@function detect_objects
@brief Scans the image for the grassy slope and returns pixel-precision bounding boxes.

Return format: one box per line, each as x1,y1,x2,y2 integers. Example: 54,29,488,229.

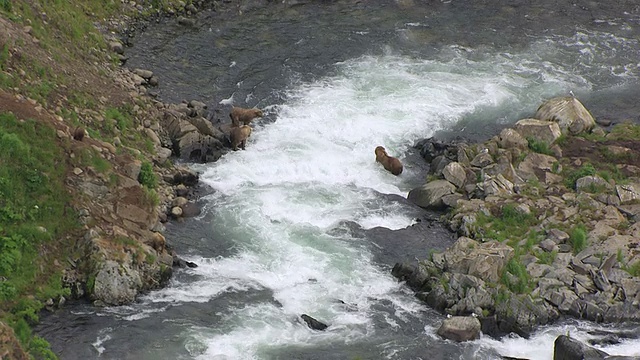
0,0,190,357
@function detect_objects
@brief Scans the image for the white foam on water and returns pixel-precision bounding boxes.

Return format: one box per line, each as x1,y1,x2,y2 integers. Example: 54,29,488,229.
118,29,640,359
192,48,585,357
92,327,113,355
477,322,640,360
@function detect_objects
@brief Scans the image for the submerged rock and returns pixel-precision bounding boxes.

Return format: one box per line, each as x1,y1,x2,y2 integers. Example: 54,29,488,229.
301,314,328,331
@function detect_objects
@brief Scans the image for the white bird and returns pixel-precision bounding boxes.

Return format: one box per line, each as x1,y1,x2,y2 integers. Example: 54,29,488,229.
569,90,575,97
219,93,235,106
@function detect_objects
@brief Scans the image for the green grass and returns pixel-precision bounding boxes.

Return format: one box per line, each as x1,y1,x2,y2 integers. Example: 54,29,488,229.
476,203,539,242
76,148,111,174
501,257,532,294
139,161,157,189
0,0,12,12
625,261,640,277
564,163,597,190
0,112,79,358
536,250,557,265
607,121,640,141
569,224,588,254
527,137,554,155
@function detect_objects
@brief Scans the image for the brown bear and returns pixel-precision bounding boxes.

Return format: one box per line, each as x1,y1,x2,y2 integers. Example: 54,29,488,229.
375,146,403,176
230,107,263,127
230,125,252,150
73,126,85,141
147,232,166,253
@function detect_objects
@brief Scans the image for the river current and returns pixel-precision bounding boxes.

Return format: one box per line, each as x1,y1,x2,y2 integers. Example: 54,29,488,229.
37,1,640,359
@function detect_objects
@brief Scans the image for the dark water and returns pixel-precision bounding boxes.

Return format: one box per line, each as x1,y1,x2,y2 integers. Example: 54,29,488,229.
36,1,640,359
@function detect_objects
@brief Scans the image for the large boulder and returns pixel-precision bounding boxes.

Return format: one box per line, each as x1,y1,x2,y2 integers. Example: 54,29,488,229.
407,180,456,209
517,152,560,181
496,294,558,336
443,162,467,189
575,175,614,193
436,316,481,342
514,118,562,144
535,96,596,135
616,183,640,204
483,173,514,196
553,335,609,360
92,259,142,305
498,127,528,149
163,109,225,162
442,237,514,283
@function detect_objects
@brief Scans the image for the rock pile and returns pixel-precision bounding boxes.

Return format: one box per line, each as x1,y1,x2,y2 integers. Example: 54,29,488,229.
395,96,640,337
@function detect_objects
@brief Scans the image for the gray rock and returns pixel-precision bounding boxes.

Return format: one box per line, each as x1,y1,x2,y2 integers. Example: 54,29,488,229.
553,335,609,360
540,239,559,252
616,183,640,204
144,128,162,146
470,151,494,168
517,152,559,181
443,237,514,283
430,155,452,177
547,229,570,244
109,41,124,54
171,206,183,217
483,173,514,196
443,162,467,189
133,68,153,79
442,193,464,208
570,259,592,276
495,295,557,337
407,180,456,209
122,159,142,181
155,147,173,164
301,314,328,331
92,260,142,305
498,128,528,149
535,96,596,135
576,175,613,193
436,316,481,342
514,118,562,144
569,299,606,322
177,16,196,26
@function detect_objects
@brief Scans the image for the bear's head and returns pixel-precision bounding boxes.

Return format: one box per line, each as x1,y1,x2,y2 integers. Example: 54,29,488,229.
375,146,387,158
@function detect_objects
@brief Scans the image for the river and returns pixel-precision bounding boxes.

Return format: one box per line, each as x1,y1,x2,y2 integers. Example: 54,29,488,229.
37,1,640,359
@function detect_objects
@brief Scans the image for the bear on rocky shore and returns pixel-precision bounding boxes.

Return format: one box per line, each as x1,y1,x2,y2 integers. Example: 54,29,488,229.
73,126,85,141
230,125,252,150
230,107,263,127
375,146,403,176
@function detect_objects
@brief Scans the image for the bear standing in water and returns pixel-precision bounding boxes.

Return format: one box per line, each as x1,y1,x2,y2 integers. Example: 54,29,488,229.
230,125,252,150
230,107,263,127
375,146,403,176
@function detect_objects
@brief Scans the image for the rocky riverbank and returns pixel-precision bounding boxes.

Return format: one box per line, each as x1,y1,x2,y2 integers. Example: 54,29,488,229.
392,96,640,354
0,1,257,356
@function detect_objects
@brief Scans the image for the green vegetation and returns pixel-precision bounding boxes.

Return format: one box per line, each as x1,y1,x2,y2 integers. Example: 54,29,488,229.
0,0,12,12
536,249,557,265
75,147,111,174
564,163,597,190
577,131,607,142
607,121,640,141
527,137,554,156
501,257,532,294
625,261,640,277
476,203,539,243
139,161,158,189
0,112,78,357
569,224,588,254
